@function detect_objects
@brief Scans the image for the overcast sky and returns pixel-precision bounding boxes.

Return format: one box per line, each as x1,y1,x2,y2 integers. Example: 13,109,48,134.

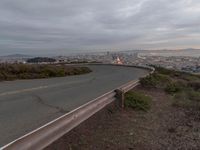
0,0,200,55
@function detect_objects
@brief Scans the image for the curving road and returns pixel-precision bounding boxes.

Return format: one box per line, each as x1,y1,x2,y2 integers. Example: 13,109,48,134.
0,65,149,146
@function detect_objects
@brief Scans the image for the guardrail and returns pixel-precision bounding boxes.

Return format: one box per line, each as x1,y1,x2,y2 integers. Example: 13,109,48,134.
2,64,154,150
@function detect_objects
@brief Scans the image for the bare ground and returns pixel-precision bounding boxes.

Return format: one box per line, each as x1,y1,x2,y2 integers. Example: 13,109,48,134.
45,86,200,150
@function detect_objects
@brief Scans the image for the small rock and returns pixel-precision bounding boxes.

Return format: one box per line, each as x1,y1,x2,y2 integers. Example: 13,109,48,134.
168,127,176,133
129,132,134,136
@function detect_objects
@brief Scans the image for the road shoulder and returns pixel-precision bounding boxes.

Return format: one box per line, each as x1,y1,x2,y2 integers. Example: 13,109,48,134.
45,85,200,150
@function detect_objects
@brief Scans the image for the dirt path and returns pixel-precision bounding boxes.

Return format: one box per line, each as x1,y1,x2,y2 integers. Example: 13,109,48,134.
46,86,200,150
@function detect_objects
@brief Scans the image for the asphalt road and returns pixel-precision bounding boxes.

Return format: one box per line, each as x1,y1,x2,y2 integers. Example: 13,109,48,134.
0,65,149,146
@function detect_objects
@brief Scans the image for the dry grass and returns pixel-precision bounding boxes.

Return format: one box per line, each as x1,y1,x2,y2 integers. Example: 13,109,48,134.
0,63,92,81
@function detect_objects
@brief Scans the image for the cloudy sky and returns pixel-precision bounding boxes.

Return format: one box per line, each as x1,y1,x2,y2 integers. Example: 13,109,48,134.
0,0,200,55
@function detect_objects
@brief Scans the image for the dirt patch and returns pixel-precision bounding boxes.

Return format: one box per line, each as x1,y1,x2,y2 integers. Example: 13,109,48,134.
45,86,200,150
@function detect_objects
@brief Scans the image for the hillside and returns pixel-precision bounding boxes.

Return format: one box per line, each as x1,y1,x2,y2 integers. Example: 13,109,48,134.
46,67,200,150
27,57,56,63
0,64,92,81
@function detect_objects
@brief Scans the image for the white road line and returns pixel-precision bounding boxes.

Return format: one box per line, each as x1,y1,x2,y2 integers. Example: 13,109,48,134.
0,86,49,97
0,78,94,97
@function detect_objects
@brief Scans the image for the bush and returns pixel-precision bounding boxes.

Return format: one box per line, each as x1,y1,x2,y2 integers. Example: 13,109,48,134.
180,74,200,81
188,90,200,102
125,91,151,111
142,66,200,110
155,66,200,81
140,73,171,88
27,57,56,63
0,72,5,81
140,74,158,88
155,66,176,75
165,82,182,94
173,91,200,109
0,64,92,81
188,81,200,91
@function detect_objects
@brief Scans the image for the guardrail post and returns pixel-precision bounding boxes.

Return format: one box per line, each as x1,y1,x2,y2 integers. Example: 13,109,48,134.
115,89,125,109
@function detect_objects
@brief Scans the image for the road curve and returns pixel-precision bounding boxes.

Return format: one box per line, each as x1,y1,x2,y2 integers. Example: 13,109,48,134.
0,65,149,146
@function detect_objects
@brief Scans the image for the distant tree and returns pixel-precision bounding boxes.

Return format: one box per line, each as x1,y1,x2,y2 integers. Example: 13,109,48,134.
27,57,56,63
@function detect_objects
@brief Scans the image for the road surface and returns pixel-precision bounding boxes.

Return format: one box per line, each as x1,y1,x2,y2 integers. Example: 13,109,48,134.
0,65,149,146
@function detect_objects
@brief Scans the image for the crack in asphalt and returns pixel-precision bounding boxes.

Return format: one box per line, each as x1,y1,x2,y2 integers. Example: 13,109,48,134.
33,95,69,114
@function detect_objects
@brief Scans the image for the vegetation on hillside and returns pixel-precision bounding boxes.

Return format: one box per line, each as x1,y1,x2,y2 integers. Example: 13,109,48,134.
140,66,200,109
27,57,56,63
125,91,152,111
0,63,92,81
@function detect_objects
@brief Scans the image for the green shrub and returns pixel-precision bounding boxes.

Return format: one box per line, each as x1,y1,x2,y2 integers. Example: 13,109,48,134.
188,90,200,102
143,66,200,110
180,74,200,81
0,64,92,81
165,82,182,94
155,66,200,81
140,73,171,88
188,81,200,90
57,69,65,76
173,98,193,109
173,92,200,109
155,66,176,75
140,74,158,88
125,91,151,111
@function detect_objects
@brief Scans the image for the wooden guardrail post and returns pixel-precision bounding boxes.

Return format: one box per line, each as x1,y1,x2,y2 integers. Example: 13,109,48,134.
115,89,125,109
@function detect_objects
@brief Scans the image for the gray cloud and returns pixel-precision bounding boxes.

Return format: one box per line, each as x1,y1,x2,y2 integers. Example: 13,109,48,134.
0,0,200,55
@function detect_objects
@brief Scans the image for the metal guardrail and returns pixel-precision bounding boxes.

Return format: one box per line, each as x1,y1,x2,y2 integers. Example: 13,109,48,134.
2,64,154,150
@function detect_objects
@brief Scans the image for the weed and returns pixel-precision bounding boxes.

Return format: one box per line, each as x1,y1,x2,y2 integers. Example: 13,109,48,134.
165,82,182,94
0,64,92,81
125,91,151,111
